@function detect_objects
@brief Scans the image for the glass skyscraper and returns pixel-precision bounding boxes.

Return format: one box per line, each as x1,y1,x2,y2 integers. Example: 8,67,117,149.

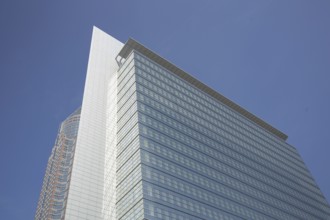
35,108,81,220
36,27,330,220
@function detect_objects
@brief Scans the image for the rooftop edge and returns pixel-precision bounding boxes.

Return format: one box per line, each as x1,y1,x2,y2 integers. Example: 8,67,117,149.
117,38,288,141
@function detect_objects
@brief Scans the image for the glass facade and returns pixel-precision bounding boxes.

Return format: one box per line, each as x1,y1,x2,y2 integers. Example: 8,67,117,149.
114,51,329,220
35,108,81,220
36,27,330,220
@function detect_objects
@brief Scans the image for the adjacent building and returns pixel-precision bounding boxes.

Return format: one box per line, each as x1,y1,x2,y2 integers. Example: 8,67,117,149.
36,27,330,220
35,108,81,219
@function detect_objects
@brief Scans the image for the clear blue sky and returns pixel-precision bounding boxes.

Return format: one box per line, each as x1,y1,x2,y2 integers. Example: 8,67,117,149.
0,1,329,219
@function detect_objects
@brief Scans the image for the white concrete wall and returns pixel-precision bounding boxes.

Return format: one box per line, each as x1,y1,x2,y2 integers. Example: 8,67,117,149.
65,27,123,220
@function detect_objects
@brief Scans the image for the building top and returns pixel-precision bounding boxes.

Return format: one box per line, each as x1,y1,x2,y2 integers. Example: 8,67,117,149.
117,38,288,141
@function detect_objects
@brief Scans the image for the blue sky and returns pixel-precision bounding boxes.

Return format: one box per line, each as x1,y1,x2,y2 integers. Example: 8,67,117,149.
0,0,329,219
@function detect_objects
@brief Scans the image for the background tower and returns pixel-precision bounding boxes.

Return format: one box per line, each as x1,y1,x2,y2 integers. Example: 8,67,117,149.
35,108,81,219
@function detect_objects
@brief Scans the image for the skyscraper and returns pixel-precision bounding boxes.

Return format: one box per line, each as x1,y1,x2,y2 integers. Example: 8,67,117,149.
36,27,330,220
35,108,81,220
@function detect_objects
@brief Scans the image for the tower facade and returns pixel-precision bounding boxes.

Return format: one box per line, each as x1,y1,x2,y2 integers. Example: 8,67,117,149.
36,27,330,220
35,108,81,220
